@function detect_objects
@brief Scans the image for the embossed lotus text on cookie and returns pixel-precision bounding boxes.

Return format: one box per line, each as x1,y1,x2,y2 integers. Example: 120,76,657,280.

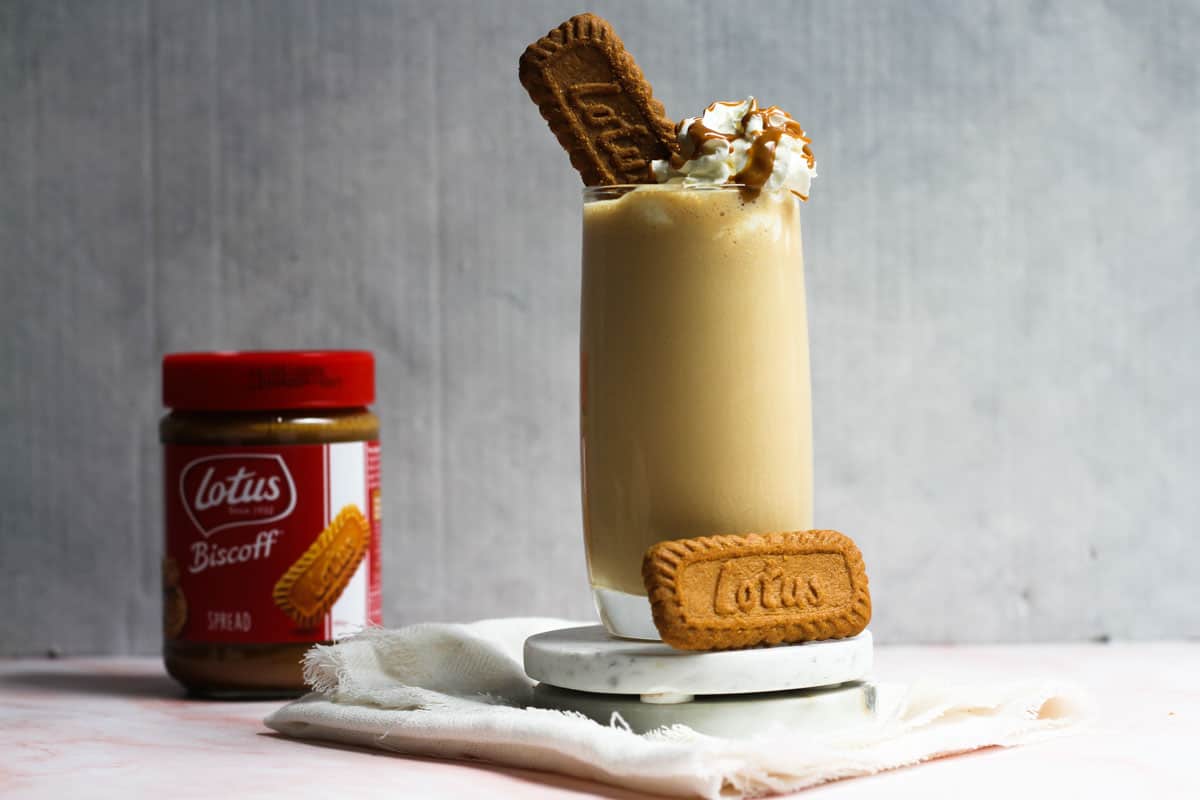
519,13,676,186
273,504,369,629
642,530,872,650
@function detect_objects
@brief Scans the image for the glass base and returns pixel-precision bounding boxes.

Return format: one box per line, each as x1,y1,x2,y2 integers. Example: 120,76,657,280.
592,587,662,640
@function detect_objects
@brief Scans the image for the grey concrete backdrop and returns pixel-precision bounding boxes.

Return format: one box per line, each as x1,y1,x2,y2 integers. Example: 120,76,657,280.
1,1,1197,656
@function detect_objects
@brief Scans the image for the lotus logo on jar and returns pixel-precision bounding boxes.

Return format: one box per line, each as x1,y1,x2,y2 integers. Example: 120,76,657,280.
179,454,298,538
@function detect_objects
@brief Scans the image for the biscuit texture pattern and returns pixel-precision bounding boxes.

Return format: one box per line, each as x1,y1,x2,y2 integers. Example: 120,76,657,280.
273,504,369,628
519,13,676,186
642,530,872,650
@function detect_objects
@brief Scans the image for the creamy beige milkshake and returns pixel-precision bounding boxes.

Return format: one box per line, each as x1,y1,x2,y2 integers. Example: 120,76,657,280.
582,182,814,636
517,9,833,643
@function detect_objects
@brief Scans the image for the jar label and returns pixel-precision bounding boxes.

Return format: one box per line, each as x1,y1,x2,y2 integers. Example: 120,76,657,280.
163,442,382,643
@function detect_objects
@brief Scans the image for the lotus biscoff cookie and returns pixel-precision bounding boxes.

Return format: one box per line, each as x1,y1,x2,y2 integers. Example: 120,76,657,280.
519,13,676,186
642,530,871,650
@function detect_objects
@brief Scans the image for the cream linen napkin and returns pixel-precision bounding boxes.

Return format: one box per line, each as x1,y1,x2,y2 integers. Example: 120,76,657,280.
263,619,1089,799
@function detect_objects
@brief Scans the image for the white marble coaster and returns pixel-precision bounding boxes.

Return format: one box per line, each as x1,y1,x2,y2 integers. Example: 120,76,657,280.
528,681,876,737
524,625,873,699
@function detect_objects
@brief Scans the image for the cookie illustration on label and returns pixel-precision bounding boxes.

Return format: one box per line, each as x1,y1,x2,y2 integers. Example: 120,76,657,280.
642,530,871,650
162,556,188,639
163,555,181,589
273,504,369,628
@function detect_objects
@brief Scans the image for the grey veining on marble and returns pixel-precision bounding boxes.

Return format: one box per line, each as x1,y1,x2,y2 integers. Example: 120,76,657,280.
1,1,1198,656
529,681,877,738
525,626,873,695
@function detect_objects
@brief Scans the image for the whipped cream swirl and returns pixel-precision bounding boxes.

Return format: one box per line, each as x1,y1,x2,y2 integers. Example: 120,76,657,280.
650,97,816,198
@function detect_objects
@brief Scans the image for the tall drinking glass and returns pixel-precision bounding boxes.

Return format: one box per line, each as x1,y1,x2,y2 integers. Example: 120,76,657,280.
581,184,814,639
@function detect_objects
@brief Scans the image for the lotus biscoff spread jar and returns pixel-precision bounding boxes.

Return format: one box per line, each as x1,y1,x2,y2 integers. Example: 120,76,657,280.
160,350,381,697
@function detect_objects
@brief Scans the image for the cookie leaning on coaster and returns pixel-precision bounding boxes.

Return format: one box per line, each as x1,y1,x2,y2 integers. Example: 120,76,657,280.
519,13,677,186
642,530,872,651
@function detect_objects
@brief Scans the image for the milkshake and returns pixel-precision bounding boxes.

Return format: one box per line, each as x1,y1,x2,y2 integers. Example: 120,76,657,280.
581,99,819,638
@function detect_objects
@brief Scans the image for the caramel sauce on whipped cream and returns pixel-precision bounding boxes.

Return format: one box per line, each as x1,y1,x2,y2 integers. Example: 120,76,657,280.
653,97,816,199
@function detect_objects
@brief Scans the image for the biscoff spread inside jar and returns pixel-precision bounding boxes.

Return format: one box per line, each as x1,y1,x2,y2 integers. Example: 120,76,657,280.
161,351,381,697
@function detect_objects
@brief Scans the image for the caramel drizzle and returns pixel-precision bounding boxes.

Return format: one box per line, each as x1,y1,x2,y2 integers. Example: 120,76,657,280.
671,98,815,199
669,118,737,168
732,127,787,195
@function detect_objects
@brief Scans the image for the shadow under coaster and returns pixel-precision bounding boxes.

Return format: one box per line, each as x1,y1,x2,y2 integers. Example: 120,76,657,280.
523,625,876,737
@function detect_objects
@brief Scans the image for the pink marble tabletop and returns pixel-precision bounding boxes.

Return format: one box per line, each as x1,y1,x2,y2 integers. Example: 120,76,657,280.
1,642,1195,799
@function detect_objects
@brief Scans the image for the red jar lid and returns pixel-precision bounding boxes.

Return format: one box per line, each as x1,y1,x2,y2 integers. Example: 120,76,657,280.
163,350,375,411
